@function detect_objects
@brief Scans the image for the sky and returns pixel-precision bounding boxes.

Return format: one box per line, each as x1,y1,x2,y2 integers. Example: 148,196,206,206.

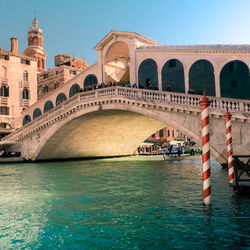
0,0,250,69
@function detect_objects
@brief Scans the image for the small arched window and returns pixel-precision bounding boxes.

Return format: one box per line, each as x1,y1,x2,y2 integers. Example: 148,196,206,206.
23,115,31,125
0,85,9,97
22,88,29,99
56,93,67,106
23,71,28,82
44,100,54,113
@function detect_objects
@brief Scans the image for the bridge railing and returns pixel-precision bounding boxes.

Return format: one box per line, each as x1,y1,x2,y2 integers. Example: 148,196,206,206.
18,86,250,132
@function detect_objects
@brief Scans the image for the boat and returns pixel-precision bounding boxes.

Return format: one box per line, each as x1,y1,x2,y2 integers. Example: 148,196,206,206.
163,153,201,160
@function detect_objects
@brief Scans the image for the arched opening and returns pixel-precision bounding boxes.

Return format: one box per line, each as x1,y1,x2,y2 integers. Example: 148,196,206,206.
22,88,29,99
138,59,158,89
56,93,67,106
44,100,54,113
83,75,98,90
104,41,130,83
23,115,31,126
23,71,28,82
33,108,42,119
189,60,215,96
69,83,81,97
220,60,250,99
0,85,9,97
162,59,185,93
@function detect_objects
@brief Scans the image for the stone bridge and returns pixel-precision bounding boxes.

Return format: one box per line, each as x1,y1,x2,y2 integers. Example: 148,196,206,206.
4,87,250,164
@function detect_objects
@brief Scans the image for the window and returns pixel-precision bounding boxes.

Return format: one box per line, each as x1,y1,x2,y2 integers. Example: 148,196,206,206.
43,73,49,79
56,71,59,75
0,85,9,97
22,88,29,99
38,60,41,68
0,55,9,61
54,82,59,89
172,130,175,137
43,86,49,93
23,71,28,82
159,129,164,138
70,70,76,75
0,106,9,115
167,130,170,137
152,133,155,138
21,59,30,65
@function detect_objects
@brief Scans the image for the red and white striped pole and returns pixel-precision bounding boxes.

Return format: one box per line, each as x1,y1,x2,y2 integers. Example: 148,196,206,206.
224,111,234,185
200,95,211,205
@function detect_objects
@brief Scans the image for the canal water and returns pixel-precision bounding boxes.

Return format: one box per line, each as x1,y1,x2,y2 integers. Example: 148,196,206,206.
0,156,249,249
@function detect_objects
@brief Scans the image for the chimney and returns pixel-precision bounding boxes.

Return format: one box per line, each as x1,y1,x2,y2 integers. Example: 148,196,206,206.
10,38,18,54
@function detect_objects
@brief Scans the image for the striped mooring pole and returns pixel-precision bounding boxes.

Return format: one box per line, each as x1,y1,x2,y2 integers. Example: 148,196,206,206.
200,95,211,206
224,111,234,185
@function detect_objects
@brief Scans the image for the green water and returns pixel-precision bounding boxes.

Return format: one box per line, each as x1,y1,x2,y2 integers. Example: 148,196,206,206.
0,156,249,249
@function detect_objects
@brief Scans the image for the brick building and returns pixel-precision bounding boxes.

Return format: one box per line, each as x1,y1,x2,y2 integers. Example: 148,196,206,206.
37,54,88,99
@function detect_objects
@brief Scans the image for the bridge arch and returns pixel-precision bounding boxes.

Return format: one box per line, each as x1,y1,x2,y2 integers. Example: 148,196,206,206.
162,59,185,93
33,108,42,119
31,102,204,161
44,100,54,113
189,59,215,96
83,74,98,90
56,93,67,106
220,60,250,100
23,115,31,126
138,58,158,89
69,83,81,98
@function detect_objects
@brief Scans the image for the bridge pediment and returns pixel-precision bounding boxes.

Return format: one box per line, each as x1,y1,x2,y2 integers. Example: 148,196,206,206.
93,30,161,51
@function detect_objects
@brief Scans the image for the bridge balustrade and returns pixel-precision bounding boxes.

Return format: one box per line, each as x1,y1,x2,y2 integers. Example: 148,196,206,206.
20,86,250,129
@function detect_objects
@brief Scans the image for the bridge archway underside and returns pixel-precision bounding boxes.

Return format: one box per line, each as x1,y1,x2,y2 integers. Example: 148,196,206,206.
6,87,250,163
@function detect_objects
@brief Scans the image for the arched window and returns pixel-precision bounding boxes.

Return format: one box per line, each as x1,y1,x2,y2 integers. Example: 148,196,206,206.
23,71,28,82
162,59,185,93
22,88,29,99
1,66,7,78
220,60,250,100
69,83,81,98
33,108,42,119
42,59,45,69
38,60,41,68
56,93,67,106
44,100,54,113
189,60,215,96
83,74,97,90
138,59,158,89
23,115,31,125
0,85,9,97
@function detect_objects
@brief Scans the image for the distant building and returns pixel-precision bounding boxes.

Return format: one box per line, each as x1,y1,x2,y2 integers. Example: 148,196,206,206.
0,38,38,138
37,64,85,99
146,126,188,145
55,54,88,69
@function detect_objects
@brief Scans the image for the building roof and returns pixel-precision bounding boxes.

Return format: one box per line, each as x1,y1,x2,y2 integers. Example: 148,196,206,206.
138,44,250,51
0,48,37,61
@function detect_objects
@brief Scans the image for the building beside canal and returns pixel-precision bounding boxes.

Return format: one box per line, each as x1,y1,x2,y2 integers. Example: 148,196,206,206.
37,54,88,100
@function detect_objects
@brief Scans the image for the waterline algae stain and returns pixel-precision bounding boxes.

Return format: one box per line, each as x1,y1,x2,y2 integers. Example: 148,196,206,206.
0,157,249,248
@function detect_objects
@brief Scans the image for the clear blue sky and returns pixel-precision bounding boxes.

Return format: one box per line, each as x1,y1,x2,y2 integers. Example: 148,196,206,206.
1,0,249,69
